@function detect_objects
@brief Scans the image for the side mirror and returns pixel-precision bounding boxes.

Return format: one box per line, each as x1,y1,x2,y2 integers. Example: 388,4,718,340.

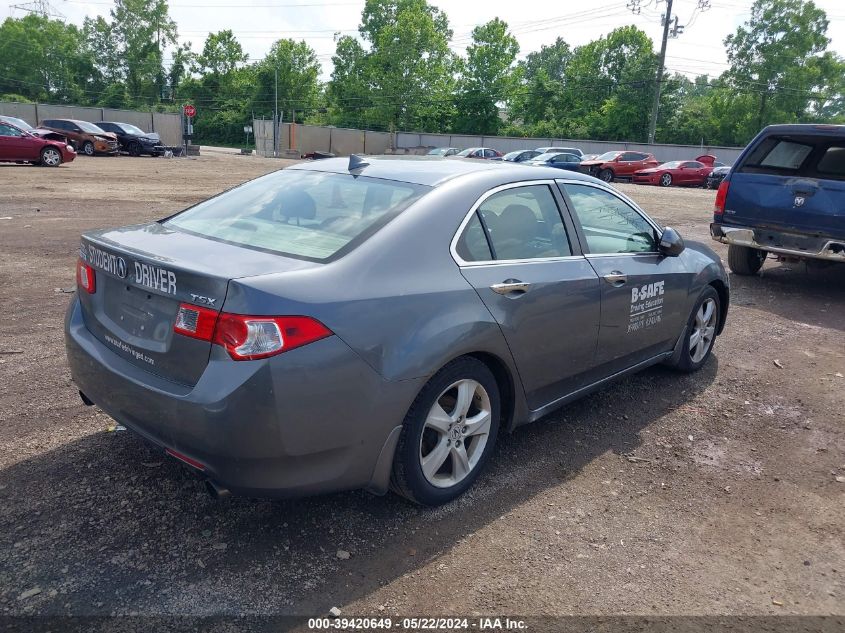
659,227,685,257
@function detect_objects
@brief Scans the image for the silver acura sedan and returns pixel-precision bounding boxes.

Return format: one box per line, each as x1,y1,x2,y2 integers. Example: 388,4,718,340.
65,155,729,505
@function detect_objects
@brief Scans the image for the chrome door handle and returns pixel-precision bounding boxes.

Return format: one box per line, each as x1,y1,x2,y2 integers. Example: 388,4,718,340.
490,280,531,295
603,271,627,286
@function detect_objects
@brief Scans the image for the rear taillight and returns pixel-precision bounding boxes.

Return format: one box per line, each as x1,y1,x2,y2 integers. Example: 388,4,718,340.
173,306,331,361
76,259,96,294
174,303,218,340
714,180,729,216
212,314,331,360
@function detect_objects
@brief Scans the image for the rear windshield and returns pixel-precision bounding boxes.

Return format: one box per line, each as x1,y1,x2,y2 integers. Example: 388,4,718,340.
164,170,429,261
739,134,845,180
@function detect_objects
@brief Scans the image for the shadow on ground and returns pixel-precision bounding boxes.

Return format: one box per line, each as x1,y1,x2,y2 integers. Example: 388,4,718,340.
0,359,718,622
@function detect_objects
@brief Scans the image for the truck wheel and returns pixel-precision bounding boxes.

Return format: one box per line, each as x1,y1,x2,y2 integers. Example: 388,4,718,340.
598,168,614,183
727,244,766,275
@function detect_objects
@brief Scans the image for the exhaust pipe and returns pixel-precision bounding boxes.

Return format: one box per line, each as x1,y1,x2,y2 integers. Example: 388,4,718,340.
205,480,231,499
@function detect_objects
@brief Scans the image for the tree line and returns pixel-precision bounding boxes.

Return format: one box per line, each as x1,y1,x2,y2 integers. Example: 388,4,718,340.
1,0,842,147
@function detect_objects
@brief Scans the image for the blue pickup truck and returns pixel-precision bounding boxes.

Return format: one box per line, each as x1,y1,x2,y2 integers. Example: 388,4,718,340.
711,124,845,274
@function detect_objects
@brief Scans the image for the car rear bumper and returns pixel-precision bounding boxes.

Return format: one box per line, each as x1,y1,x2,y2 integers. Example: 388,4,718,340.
64,296,423,497
710,224,845,262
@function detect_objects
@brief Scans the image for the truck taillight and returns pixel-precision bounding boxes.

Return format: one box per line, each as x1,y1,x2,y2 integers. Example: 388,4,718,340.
212,314,332,360
714,180,729,216
173,306,331,360
76,259,96,294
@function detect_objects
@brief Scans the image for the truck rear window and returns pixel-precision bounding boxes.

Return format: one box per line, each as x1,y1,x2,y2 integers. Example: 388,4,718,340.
739,134,845,180
164,170,429,261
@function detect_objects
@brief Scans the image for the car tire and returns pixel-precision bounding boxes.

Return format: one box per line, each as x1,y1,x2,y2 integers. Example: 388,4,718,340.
128,141,142,157
391,357,500,506
39,146,62,167
659,173,672,187
727,244,766,275
598,168,614,183
82,141,95,156
668,286,720,373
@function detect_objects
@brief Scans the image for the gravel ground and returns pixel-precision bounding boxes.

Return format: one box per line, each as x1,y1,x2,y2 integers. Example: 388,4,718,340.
0,154,843,623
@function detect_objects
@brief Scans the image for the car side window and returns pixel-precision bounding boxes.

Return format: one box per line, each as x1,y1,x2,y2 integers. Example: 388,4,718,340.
563,184,658,254
458,185,571,262
0,123,22,137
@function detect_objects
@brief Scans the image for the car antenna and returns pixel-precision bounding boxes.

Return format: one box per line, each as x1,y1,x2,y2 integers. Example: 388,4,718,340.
348,154,369,171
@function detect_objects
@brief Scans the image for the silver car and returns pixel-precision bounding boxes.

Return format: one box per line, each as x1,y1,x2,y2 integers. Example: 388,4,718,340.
65,156,729,505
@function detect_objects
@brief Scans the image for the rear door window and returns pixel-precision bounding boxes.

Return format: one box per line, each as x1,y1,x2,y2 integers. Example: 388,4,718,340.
455,185,572,262
815,146,845,178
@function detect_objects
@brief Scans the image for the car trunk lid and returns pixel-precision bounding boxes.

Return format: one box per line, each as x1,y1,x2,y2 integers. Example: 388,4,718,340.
78,222,318,386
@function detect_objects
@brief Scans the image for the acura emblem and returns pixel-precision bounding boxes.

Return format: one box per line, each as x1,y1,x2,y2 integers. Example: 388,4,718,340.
794,196,805,208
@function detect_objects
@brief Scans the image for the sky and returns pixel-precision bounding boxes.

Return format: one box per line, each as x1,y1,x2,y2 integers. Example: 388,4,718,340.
5,0,845,82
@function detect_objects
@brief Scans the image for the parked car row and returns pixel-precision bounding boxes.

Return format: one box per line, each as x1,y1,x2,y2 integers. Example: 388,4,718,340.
0,115,168,166
426,144,730,187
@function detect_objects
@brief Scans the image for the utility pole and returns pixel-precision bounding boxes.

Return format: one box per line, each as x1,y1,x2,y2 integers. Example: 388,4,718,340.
274,67,279,157
647,0,673,144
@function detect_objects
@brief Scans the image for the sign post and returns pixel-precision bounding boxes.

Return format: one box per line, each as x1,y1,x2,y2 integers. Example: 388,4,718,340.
182,104,196,156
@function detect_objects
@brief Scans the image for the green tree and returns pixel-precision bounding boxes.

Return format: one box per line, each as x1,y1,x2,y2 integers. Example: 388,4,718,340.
110,0,178,103
196,30,247,76
253,39,321,120
326,35,372,128
0,15,97,104
338,0,457,131
724,0,845,136
453,18,519,134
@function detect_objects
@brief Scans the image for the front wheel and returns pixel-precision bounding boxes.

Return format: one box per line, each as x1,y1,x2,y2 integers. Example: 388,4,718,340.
727,244,766,275
127,141,142,157
668,287,720,373
659,173,672,187
598,168,614,182
82,141,95,156
391,357,500,506
39,146,62,167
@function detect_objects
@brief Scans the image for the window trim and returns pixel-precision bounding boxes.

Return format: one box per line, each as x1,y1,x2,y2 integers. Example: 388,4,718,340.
555,179,664,258
450,180,582,267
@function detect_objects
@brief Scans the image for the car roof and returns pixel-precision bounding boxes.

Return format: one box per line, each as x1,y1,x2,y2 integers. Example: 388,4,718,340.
288,154,600,187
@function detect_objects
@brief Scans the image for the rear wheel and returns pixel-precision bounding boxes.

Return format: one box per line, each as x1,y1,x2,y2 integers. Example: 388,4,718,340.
39,146,62,167
659,173,673,187
668,287,720,373
598,168,614,183
391,357,500,506
727,244,766,275
82,141,95,156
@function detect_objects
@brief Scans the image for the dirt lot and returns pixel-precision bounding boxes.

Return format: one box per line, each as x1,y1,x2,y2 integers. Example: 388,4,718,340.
0,153,843,624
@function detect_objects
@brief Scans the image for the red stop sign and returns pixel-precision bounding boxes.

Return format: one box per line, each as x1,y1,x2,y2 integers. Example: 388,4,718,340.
183,104,196,118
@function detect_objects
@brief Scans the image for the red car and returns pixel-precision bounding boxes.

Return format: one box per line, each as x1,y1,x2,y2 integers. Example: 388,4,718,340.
455,147,503,159
578,150,660,182
0,118,76,167
632,155,717,187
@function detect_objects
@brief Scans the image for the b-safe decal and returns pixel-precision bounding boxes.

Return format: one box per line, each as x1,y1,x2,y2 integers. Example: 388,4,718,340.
628,280,665,333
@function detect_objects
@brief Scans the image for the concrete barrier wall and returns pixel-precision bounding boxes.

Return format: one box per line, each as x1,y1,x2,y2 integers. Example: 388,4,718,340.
396,131,745,164
330,128,364,156
0,102,37,122
151,112,183,147
364,131,391,154
0,101,182,147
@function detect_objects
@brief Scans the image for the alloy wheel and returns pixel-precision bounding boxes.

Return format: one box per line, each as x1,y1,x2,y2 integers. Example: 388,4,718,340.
689,298,717,363
660,173,672,187
419,379,492,488
83,142,94,156
42,149,61,166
